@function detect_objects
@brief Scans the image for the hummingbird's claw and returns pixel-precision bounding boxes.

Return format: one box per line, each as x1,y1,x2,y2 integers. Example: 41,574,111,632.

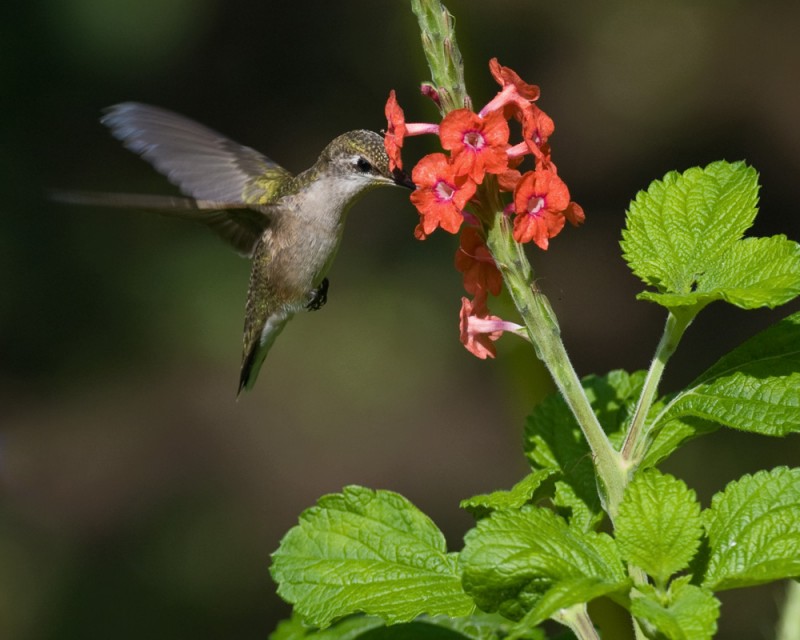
306,278,329,311
392,168,416,190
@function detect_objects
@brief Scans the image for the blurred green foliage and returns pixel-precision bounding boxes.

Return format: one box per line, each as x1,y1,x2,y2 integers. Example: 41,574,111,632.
1,1,799,638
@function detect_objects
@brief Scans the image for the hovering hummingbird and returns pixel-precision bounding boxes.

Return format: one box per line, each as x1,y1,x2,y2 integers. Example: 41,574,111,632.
56,102,414,394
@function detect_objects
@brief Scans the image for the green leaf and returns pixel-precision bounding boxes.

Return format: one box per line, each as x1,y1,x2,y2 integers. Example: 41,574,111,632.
270,613,518,640
270,614,385,640
621,160,800,312
631,577,719,640
460,506,628,622
702,467,800,590
460,470,556,519
418,613,532,640
641,416,718,468
616,470,703,585
552,481,599,533
622,161,758,292
270,486,474,627
659,311,800,436
512,577,630,630
357,621,486,640
639,235,800,310
524,370,647,524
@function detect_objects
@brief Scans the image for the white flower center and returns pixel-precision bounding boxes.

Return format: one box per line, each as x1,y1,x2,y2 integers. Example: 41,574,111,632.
435,180,456,202
527,196,545,215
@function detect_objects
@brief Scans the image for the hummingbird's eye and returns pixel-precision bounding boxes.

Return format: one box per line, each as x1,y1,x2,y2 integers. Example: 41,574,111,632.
355,157,373,173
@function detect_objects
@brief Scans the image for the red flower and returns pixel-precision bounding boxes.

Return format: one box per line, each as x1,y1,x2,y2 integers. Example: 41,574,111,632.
564,201,586,227
439,109,510,183
384,90,406,172
410,153,477,238
455,227,503,296
512,170,570,249
480,58,541,119
384,90,440,172
489,58,540,101
497,168,523,192
522,104,555,164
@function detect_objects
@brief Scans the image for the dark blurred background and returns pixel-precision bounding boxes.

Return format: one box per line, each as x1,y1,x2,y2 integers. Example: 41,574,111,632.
2,1,799,638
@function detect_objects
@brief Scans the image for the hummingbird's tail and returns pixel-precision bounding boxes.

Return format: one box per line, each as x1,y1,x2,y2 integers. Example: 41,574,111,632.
237,312,291,397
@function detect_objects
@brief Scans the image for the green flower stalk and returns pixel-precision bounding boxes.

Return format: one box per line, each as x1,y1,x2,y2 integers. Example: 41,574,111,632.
404,0,628,519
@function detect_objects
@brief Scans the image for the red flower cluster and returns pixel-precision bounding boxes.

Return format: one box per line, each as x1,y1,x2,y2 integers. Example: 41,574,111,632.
385,58,583,250
384,59,584,359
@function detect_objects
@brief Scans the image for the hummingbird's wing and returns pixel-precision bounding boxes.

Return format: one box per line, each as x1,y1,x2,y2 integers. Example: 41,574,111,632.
101,102,293,255
50,189,269,256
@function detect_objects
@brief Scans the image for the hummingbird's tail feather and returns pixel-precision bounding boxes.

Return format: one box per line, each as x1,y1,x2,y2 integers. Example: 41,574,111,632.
237,312,291,396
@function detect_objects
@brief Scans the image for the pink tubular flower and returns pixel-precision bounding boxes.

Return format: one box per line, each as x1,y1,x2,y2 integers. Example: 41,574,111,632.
512,170,570,249
439,108,510,183
480,58,541,119
459,295,523,359
455,226,503,296
410,153,477,238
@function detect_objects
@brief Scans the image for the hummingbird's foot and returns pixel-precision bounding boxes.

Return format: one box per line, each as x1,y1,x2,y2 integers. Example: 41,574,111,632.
306,278,329,311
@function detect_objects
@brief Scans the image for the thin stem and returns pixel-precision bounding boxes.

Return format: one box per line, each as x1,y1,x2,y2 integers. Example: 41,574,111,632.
553,604,601,640
620,310,694,467
777,580,800,640
483,207,627,517
624,565,650,640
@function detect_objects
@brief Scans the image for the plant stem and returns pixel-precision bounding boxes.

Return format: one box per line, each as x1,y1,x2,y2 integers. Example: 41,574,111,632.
483,208,626,516
553,604,601,640
410,0,471,113
777,580,800,640
410,0,628,518
620,310,694,467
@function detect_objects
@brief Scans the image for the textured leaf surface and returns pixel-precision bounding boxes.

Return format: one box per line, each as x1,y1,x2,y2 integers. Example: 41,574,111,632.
660,311,800,436
513,577,629,629
621,160,800,312
632,578,719,640
702,467,800,590
270,613,518,640
616,470,703,584
460,506,627,621
270,614,385,640
271,486,474,627
524,370,647,523
460,470,555,519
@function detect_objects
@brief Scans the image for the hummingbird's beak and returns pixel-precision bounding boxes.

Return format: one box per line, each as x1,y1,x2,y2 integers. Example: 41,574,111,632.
392,168,416,190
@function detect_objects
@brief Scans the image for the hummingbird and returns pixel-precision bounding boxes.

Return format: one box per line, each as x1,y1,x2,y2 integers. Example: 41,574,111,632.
56,102,414,394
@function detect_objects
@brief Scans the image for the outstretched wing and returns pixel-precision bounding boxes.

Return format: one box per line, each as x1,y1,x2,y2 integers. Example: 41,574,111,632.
50,189,271,256
101,102,292,254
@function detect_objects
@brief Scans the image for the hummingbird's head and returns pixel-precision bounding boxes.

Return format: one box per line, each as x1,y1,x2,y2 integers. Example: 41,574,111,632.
321,130,415,192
